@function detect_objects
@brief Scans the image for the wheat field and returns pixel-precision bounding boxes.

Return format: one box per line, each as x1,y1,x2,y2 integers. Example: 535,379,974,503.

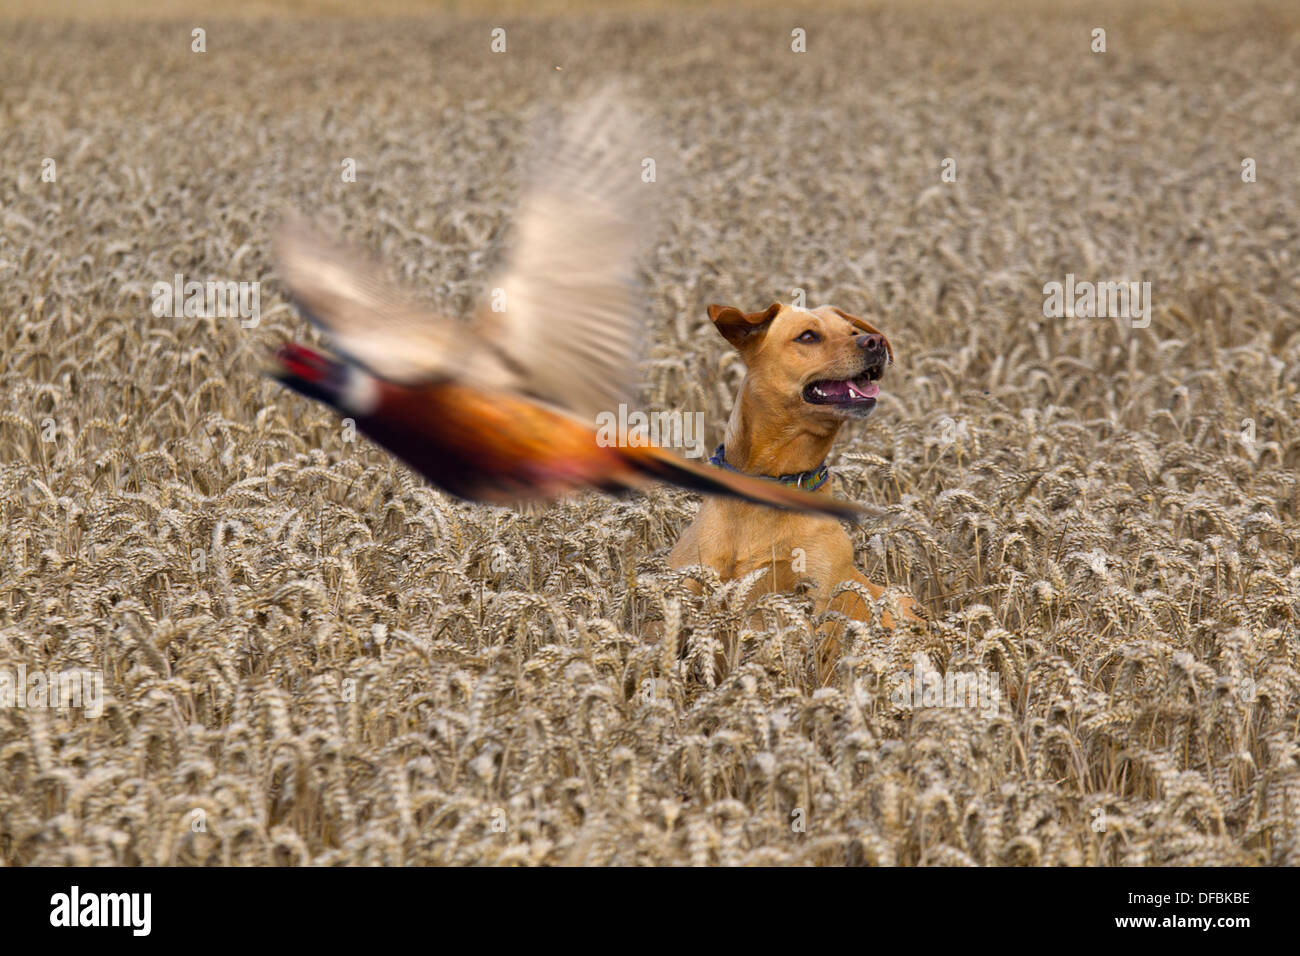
1,2,1298,866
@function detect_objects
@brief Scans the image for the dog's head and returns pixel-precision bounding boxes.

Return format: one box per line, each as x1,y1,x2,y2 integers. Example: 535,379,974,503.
707,302,894,422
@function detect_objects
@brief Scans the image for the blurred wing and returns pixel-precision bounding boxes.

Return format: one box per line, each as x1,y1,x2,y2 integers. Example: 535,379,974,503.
477,92,657,423
274,217,466,383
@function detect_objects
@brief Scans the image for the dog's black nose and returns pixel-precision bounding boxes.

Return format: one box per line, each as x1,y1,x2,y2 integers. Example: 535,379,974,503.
856,333,887,355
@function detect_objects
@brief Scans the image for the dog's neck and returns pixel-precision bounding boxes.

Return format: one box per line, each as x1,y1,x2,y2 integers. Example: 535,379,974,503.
722,387,841,478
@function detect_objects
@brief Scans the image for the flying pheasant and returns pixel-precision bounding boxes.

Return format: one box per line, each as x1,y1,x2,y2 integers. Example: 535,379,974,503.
268,96,860,522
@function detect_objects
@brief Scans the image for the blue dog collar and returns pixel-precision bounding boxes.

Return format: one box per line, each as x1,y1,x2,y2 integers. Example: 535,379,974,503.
708,444,830,492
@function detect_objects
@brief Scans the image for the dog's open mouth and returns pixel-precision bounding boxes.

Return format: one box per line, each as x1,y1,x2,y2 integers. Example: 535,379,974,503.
803,370,881,407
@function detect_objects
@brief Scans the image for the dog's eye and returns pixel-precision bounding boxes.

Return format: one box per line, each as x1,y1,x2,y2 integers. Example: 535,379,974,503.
796,330,821,343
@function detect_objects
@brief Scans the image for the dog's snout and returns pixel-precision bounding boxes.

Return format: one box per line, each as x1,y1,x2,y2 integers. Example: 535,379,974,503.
856,333,887,355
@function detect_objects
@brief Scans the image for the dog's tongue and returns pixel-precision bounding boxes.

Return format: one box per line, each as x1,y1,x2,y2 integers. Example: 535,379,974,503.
846,380,879,400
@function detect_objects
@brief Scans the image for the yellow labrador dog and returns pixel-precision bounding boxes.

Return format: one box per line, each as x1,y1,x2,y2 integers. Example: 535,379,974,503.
670,303,922,667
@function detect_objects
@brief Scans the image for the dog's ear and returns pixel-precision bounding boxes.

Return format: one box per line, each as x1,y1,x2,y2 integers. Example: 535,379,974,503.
707,303,781,351
829,307,895,364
